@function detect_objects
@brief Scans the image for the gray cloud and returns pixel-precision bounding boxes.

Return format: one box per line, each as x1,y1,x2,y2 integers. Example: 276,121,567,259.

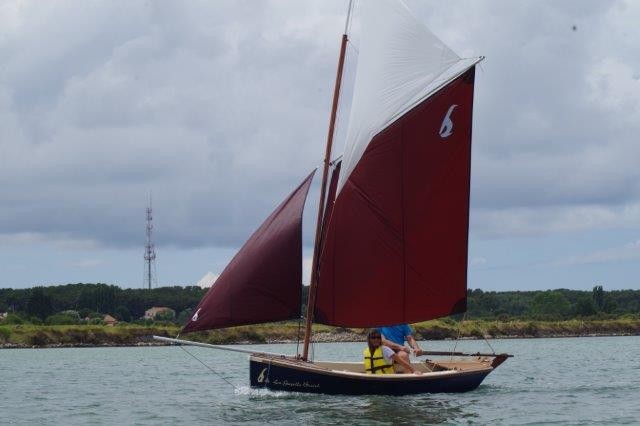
1,0,345,250
1,0,639,256
551,239,640,266
412,0,640,236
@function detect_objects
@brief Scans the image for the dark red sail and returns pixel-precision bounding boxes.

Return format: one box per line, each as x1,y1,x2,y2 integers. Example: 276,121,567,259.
182,171,315,333
314,68,476,327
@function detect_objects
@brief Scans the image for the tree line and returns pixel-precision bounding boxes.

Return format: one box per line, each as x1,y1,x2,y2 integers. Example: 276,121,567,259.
466,286,640,320
0,283,205,323
1,283,638,324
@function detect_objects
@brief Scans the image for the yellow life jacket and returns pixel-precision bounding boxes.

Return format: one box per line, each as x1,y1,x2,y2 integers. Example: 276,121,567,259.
363,346,394,374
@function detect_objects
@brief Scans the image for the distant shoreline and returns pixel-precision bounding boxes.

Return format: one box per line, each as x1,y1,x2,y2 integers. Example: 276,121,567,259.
1,320,639,349
1,333,636,350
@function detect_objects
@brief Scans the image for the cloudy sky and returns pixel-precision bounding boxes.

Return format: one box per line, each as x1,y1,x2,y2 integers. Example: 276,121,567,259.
1,0,639,291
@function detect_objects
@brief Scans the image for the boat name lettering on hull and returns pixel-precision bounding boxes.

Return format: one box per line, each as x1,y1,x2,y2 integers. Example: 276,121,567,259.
271,379,320,389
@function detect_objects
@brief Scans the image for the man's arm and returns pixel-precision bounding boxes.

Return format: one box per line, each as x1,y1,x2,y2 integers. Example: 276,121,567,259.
381,336,409,353
390,352,422,375
406,334,424,356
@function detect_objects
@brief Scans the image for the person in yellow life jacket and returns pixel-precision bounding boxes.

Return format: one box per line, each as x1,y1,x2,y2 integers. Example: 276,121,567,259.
363,329,422,375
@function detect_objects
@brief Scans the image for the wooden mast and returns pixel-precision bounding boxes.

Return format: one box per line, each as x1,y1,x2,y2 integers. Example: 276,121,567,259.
301,0,353,361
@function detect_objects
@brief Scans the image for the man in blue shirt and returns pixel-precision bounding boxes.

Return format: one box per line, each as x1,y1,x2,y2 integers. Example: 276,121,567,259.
378,324,424,372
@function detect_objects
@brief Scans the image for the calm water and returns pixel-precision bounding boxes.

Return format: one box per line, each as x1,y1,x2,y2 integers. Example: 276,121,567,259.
1,336,639,424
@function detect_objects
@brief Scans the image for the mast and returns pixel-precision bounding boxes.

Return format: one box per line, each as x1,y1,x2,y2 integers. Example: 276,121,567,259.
302,0,353,361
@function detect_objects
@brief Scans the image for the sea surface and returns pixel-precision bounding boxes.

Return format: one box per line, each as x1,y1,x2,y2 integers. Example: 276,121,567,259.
2,336,639,425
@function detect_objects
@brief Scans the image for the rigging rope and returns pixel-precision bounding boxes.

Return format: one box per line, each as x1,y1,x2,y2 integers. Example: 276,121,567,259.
450,313,498,363
482,332,497,354
178,345,239,391
296,315,303,357
311,338,315,361
173,331,239,391
450,313,466,363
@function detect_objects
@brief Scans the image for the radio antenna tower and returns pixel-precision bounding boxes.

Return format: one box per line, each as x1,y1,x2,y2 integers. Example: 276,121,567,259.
144,195,157,290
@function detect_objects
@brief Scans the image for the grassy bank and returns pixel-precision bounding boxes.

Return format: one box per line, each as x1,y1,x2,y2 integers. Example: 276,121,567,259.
2,318,640,348
0,324,179,348
412,317,640,339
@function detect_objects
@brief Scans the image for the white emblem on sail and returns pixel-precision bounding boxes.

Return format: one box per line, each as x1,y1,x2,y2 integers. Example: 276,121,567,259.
439,104,458,138
191,308,201,322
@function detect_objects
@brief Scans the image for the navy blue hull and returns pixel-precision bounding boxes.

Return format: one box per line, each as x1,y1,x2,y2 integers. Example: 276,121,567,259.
249,357,491,395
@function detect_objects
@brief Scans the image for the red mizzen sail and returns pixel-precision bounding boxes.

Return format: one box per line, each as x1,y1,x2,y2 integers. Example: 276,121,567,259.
315,68,476,327
182,171,315,333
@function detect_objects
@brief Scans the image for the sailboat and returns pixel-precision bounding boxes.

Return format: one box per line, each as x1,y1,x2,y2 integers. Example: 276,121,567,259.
154,0,511,395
